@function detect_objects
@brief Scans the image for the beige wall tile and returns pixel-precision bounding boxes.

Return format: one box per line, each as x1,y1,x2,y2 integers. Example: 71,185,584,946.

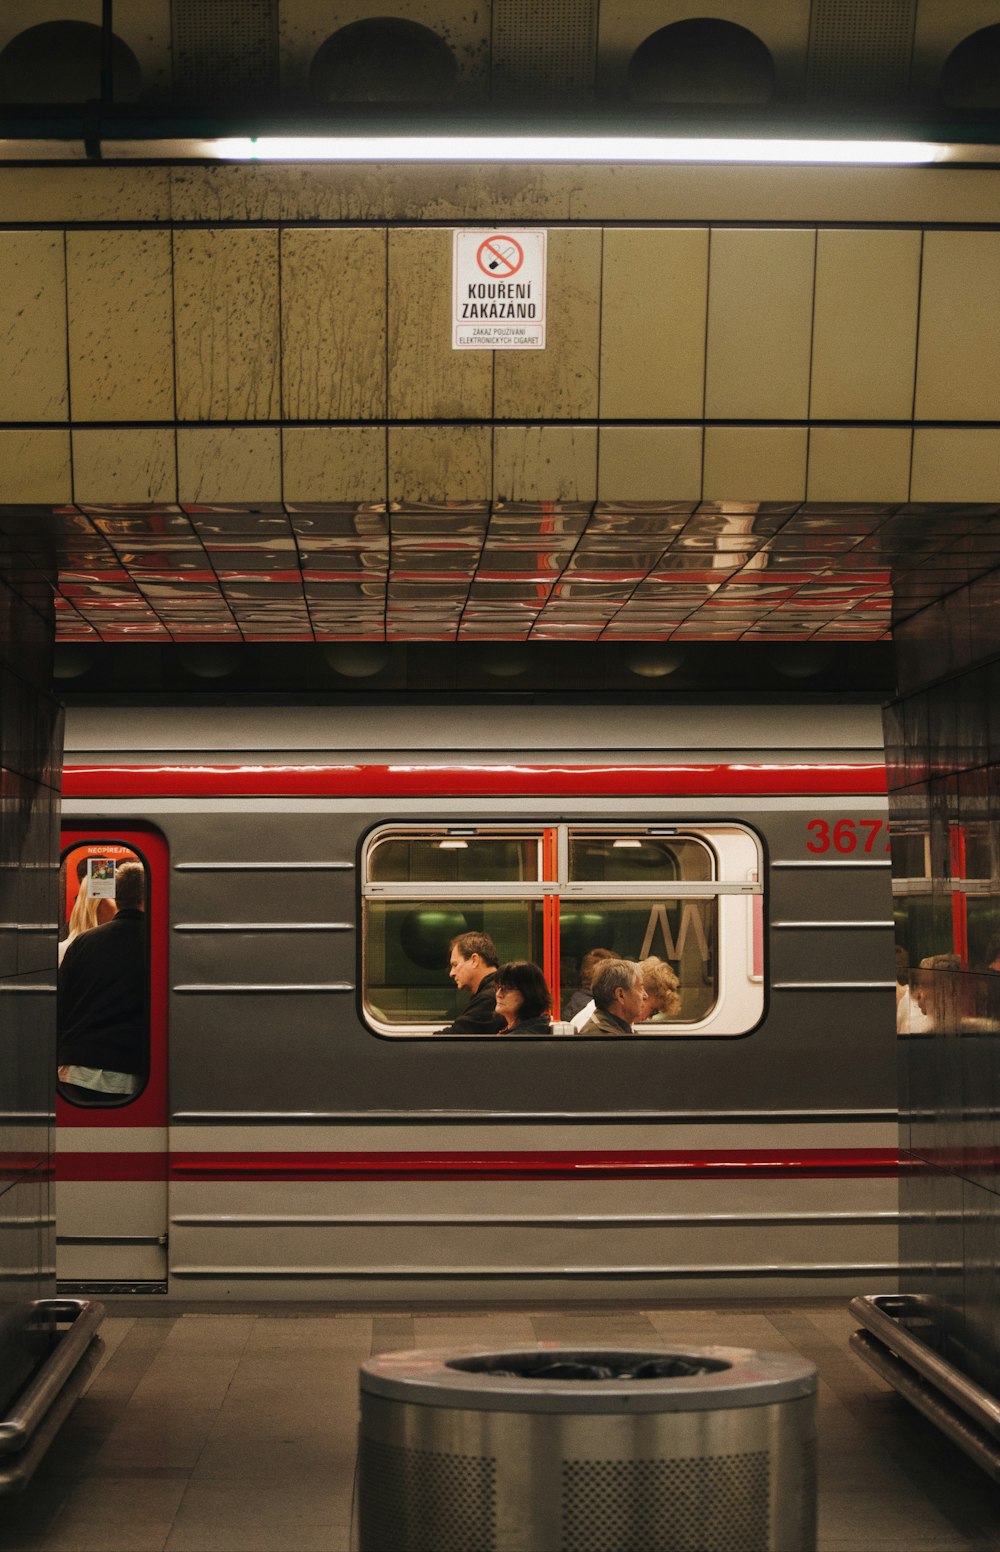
0,167,171,224
0,232,67,421
811,230,921,420
67,230,174,421
493,427,598,503
281,229,386,420
807,428,912,502
283,427,386,504
388,426,491,504
388,230,491,419
176,429,281,504
705,228,815,420
910,429,1000,503
174,230,280,420
703,426,808,501
916,232,1000,421
600,229,708,420
598,427,703,501
494,228,601,418
72,430,177,504
0,430,71,503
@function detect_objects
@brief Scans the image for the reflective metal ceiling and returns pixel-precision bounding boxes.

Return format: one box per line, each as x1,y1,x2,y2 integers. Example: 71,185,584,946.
2,501,996,644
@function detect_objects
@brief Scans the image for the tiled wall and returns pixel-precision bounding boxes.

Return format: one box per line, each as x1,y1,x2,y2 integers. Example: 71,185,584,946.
885,563,1000,1394
0,224,999,507
0,520,62,1410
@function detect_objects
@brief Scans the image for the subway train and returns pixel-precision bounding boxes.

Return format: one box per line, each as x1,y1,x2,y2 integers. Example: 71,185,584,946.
54,699,900,1302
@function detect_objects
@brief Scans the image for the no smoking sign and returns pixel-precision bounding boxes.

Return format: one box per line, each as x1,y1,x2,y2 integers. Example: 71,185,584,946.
453,229,546,350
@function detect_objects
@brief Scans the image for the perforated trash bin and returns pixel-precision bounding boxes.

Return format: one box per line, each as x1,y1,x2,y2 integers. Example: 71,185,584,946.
358,1345,817,1552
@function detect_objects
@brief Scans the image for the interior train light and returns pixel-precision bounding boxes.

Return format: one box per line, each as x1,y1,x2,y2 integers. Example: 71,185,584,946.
438,839,470,849
213,135,948,165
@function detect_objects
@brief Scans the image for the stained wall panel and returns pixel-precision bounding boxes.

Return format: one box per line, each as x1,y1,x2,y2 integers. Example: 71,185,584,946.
177,428,282,502
705,228,815,420
916,232,1000,421
388,425,491,504
67,231,174,421
493,426,597,502
703,426,808,500
597,426,703,501
911,430,1000,503
283,427,386,504
0,233,67,422
72,429,177,505
388,230,491,420
494,228,601,419
811,229,921,420
281,229,386,421
0,432,71,504
600,229,708,420
174,229,281,420
806,427,912,502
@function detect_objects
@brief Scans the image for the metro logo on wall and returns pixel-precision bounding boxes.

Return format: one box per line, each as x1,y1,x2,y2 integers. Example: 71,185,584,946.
453,229,547,349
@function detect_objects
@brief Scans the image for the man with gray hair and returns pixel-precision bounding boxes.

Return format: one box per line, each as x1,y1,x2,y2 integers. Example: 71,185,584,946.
578,959,646,1037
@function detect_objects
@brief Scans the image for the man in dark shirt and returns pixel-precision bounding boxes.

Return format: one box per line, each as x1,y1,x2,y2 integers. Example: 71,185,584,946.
58,861,147,1099
441,931,505,1034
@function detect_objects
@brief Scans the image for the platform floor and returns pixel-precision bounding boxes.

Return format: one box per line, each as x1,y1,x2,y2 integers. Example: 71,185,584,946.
1,1299,998,1551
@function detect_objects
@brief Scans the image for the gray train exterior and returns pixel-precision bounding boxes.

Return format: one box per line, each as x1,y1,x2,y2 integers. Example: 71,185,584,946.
57,700,898,1301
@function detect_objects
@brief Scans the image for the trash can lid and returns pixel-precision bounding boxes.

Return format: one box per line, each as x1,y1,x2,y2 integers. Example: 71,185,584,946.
360,1345,817,1414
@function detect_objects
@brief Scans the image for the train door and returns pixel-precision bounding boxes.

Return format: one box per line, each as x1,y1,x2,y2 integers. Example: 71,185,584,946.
56,825,169,1293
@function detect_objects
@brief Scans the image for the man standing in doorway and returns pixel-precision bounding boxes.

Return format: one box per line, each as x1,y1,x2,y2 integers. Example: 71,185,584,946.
441,931,505,1034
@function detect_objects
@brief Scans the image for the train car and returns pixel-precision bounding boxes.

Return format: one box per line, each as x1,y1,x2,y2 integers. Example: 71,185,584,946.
54,699,898,1302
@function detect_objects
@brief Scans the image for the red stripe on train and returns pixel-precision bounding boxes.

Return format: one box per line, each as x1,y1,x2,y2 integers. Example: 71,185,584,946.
62,763,888,799
58,1149,902,1182
57,1152,168,1181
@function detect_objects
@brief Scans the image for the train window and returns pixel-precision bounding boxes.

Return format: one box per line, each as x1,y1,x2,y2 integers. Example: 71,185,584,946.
57,842,150,1108
567,833,714,883
362,822,763,1038
368,832,545,884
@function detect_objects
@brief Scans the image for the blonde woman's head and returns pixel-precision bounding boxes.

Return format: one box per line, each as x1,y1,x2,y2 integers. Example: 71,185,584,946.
639,956,681,1018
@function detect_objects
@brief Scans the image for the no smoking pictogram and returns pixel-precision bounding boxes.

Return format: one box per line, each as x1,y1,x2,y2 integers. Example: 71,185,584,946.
477,235,524,278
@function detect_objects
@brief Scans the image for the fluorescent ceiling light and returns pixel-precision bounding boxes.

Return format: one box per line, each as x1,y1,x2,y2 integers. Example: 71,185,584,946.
213,134,946,165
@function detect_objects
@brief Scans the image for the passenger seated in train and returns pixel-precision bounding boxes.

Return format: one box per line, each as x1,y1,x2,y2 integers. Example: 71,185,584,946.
561,947,615,1021
57,861,147,1099
637,956,682,1022
494,960,553,1036
440,931,505,1035
577,960,646,1037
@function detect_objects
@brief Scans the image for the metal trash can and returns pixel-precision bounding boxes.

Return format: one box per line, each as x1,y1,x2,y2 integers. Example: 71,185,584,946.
359,1345,817,1552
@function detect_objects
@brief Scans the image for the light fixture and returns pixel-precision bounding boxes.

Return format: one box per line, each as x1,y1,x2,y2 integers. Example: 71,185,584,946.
213,134,947,165
438,839,469,850
612,839,643,849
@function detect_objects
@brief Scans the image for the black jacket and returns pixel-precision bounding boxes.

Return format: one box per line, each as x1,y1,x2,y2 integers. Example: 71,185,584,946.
442,970,505,1035
58,909,147,1074
501,1014,552,1036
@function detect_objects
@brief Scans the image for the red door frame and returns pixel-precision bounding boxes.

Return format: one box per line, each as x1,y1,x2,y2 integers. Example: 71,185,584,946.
56,824,169,1131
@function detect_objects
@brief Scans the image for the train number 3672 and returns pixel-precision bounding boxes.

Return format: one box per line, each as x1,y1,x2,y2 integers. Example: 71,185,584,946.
806,819,891,854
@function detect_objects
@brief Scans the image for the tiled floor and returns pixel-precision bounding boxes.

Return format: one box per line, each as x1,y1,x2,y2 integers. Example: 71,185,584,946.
2,1300,998,1551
